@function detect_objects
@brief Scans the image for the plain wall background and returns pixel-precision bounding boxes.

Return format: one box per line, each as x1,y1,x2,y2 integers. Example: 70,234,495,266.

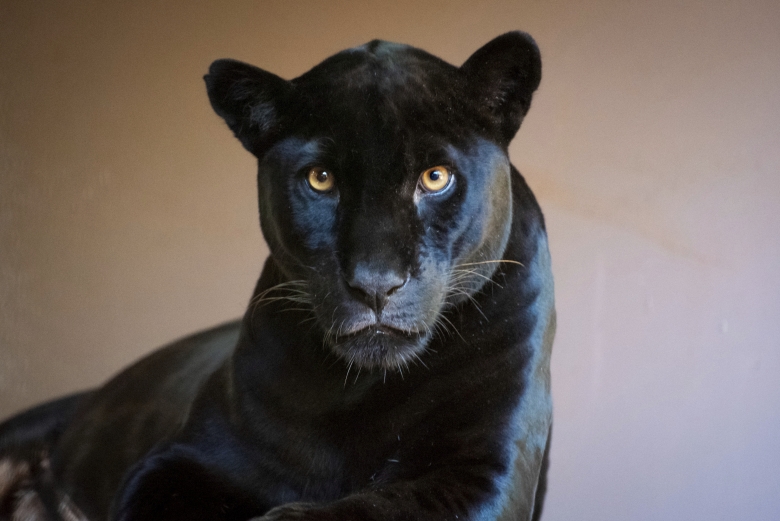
1,1,778,519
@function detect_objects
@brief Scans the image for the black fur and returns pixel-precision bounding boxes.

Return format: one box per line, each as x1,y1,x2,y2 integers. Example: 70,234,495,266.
0,32,554,521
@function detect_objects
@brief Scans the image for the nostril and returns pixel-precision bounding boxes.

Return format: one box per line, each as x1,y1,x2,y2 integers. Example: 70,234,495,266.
346,266,408,313
386,275,409,296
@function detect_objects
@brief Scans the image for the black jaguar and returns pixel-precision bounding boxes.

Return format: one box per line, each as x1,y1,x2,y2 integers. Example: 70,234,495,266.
0,31,555,521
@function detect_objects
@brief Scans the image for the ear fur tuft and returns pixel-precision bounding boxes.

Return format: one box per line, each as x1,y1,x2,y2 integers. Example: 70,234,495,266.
461,31,542,144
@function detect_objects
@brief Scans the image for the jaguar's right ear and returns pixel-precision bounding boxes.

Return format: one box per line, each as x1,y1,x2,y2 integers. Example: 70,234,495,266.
204,59,292,156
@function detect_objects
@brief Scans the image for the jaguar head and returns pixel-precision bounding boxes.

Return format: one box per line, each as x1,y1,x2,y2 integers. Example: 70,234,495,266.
205,33,541,371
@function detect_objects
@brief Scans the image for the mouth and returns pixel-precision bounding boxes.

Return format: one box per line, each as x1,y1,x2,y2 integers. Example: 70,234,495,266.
328,322,429,371
337,323,423,341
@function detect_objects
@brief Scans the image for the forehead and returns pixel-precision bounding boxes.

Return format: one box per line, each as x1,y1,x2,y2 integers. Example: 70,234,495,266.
296,40,458,95
287,41,478,145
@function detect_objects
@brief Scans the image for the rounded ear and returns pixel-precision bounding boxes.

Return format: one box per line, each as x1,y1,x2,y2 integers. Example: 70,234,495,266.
204,59,292,156
460,31,542,145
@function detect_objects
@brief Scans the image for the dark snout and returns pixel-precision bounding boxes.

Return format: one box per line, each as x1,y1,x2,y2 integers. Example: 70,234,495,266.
341,206,416,317
345,263,409,315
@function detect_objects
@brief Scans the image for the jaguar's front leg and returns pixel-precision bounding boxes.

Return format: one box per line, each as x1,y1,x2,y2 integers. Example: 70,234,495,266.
252,461,535,521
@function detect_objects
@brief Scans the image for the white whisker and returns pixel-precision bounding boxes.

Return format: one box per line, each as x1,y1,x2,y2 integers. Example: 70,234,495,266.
455,259,524,268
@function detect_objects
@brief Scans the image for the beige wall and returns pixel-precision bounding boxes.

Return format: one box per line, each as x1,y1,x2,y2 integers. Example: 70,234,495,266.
1,0,778,519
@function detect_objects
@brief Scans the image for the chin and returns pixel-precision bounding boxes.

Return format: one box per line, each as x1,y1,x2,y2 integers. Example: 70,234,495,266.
330,326,431,372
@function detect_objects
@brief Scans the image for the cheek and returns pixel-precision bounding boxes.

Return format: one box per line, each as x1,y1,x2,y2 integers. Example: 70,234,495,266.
416,254,451,300
406,247,452,312
260,174,339,257
422,197,488,264
447,168,511,264
288,192,338,251
416,205,462,263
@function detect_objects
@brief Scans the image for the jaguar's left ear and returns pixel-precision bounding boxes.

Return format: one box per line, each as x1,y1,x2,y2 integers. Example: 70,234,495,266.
460,31,542,145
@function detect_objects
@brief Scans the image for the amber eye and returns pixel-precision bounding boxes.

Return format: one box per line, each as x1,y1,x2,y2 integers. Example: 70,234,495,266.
307,167,335,192
419,165,452,193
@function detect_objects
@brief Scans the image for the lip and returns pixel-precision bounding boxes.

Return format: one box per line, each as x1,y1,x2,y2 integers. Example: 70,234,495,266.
327,320,430,371
337,323,423,341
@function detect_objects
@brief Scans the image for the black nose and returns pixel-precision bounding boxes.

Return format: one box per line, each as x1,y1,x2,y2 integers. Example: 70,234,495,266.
346,264,408,315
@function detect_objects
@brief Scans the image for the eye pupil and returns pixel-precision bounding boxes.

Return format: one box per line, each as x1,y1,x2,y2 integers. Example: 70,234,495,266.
429,171,440,181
